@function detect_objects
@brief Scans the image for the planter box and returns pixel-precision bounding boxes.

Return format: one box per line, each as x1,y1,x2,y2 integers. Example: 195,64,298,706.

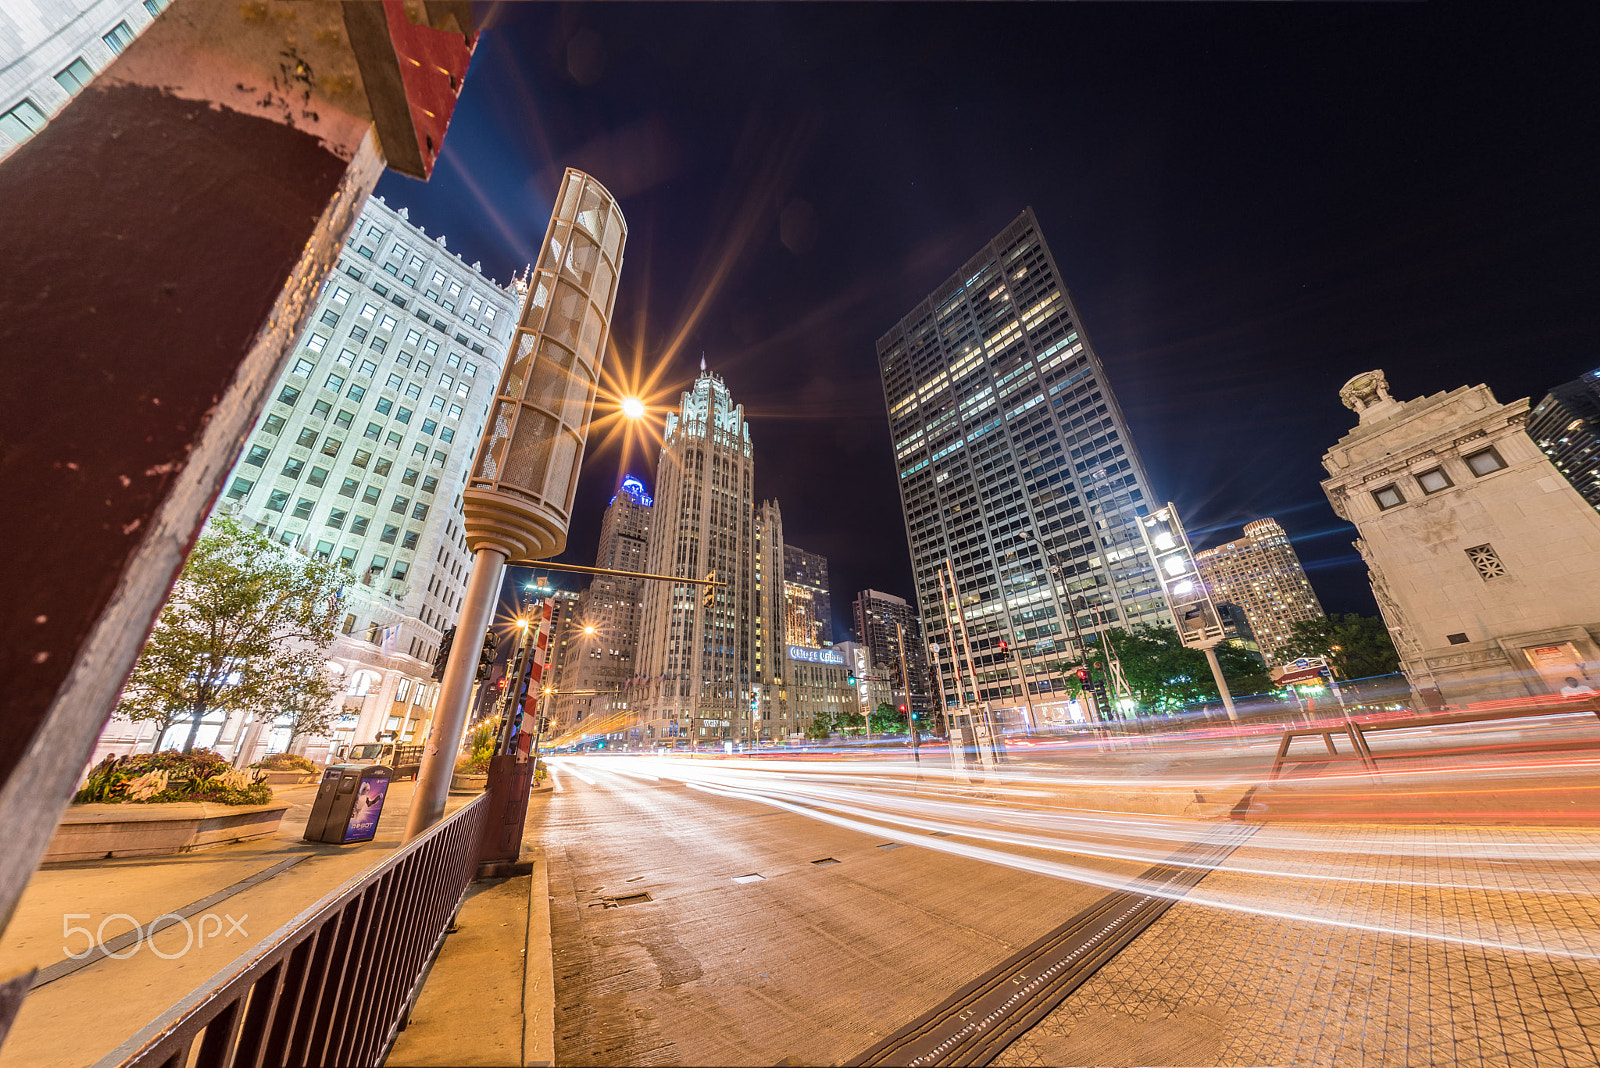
450,773,488,793
256,769,319,786
44,801,292,863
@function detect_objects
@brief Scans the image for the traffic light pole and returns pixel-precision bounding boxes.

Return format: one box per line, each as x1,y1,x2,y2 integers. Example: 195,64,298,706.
897,621,920,764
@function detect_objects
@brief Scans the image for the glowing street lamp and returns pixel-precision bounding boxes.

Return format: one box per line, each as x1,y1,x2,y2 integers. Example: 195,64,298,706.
620,396,646,420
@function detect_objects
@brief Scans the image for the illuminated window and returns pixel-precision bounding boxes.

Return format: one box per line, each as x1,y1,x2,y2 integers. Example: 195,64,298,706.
1464,446,1506,476
1372,484,1404,510
1416,467,1452,494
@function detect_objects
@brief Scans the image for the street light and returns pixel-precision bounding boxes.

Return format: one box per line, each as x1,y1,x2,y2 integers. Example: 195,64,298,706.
620,396,646,420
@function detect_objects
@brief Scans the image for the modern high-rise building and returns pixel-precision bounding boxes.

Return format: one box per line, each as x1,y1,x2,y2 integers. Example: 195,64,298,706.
852,589,930,714
783,544,832,646
92,194,517,761
549,476,652,738
1528,367,1600,512
876,209,1164,722
1195,519,1325,665
635,370,759,745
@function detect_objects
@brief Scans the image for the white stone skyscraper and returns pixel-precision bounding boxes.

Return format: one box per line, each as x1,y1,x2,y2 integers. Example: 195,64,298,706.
635,370,759,745
1195,518,1325,665
876,209,1164,720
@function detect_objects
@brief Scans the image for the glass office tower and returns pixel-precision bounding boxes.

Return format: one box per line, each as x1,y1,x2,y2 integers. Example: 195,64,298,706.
876,208,1163,719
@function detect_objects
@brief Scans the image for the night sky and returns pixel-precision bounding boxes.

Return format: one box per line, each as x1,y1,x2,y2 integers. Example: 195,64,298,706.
377,3,1600,637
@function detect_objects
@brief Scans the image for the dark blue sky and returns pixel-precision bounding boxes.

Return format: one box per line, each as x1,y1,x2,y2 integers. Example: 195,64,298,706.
379,3,1600,635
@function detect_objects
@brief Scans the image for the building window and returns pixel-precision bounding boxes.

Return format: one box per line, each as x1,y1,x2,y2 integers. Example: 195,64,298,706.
1446,632,1470,645
326,508,347,529
440,427,454,443
364,422,382,441
412,503,429,521
307,466,329,488
339,547,358,566
381,524,399,544
325,373,345,392
102,21,136,54
362,486,381,505
402,468,419,486
295,428,318,448
394,562,410,580
405,383,422,400
54,58,95,95
291,498,314,520
351,449,371,469
396,407,412,425
336,348,356,368
464,362,478,377
421,419,437,436
1465,446,1507,477
438,373,454,390
338,477,359,498
265,490,288,512
314,540,334,561
306,334,327,354
359,359,378,377
375,458,393,477
334,410,355,430
227,477,253,501
277,386,301,406
282,458,304,480
391,496,409,513
1416,467,1452,494
375,398,393,416
244,445,270,466
262,414,286,436
386,431,404,447
402,531,420,550
292,358,315,376
311,400,331,420
1372,484,1404,510
322,438,342,458
0,99,49,143
447,403,463,420
347,385,366,404
421,475,438,495
1465,543,1506,580
351,516,370,536
446,352,461,368
341,613,356,635
432,449,447,466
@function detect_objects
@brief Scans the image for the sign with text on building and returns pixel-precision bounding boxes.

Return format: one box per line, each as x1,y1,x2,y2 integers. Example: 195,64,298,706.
788,646,845,665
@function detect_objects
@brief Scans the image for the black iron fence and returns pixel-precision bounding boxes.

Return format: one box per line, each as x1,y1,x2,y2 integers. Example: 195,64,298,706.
93,793,488,1068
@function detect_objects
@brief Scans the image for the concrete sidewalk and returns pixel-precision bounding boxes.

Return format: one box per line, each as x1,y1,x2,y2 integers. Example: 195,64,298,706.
0,780,473,1068
384,850,554,1067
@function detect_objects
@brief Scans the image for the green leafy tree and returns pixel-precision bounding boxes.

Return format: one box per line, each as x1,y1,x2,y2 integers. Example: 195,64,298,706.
1275,615,1400,679
1051,624,1272,713
118,515,350,752
868,701,907,735
804,707,840,740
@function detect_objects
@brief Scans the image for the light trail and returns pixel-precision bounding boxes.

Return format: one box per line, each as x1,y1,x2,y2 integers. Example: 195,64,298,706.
554,750,1600,961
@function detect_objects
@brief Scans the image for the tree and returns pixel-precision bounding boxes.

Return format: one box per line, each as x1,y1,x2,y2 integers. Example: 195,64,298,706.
1050,624,1273,713
118,515,350,752
1276,615,1400,679
868,701,907,736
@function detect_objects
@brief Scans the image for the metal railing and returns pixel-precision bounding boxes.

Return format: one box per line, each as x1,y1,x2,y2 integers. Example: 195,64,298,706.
94,792,488,1068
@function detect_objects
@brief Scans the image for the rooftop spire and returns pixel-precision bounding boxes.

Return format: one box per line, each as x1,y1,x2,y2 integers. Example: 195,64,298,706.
700,351,707,373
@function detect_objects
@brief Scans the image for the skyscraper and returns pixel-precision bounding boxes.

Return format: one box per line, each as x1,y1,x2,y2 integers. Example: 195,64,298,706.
1528,367,1600,511
782,543,831,646
852,589,929,713
1194,518,1325,665
635,370,759,745
876,208,1163,720
549,476,652,737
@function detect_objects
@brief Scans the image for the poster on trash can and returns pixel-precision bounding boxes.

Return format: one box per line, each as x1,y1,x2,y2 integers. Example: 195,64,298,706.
344,777,389,843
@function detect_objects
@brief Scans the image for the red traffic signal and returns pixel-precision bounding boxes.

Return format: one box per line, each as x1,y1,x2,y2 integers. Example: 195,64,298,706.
898,704,907,713
998,639,1009,653
1076,667,1090,683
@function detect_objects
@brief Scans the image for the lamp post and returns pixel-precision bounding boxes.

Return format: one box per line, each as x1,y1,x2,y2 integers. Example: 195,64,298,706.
406,169,629,841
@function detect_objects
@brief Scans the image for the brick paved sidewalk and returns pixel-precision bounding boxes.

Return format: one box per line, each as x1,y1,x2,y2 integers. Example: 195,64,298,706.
995,824,1600,1067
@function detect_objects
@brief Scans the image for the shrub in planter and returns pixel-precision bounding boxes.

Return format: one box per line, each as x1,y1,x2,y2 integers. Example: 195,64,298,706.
250,752,319,774
75,749,273,805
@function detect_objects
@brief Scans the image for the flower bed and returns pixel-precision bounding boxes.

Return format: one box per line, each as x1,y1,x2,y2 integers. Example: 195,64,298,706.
76,748,273,806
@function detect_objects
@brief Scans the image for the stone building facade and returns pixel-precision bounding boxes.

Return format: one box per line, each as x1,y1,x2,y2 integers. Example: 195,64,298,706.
1321,370,1600,705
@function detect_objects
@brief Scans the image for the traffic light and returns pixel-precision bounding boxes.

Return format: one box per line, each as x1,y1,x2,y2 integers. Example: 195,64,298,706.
998,639,1009,654
1075,667,1090,686
431,625,456,681
847,672,857,686
476,629,498,682
703,570,718,609
898,703,908,714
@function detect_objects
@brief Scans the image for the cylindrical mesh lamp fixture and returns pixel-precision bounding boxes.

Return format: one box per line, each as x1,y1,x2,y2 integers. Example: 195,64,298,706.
406,171,626,841
465,169,628,562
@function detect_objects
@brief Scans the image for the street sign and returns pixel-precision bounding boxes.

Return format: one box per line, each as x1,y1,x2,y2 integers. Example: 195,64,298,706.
1272,657,1329,686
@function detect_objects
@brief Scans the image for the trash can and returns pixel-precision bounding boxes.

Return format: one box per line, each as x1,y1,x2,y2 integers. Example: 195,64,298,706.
303,764,394,844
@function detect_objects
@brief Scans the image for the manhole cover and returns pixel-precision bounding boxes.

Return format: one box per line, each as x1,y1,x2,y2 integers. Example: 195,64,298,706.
812,857,840,866
732,873,765,883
